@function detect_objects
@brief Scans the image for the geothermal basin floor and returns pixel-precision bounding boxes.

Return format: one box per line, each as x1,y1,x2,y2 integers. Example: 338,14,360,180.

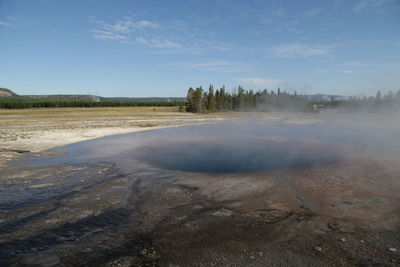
1,122,400,266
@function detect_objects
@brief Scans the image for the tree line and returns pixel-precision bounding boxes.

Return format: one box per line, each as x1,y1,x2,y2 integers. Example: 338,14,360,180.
186,85,313,113
2,87,398,112
0,100,183,109
328,90,400,112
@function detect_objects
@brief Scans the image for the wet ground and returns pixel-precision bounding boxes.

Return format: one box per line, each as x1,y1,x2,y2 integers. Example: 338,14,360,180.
1,122,400,266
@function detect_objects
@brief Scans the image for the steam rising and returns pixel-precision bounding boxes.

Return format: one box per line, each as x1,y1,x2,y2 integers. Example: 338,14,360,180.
26,111,400,176
134,138,341,173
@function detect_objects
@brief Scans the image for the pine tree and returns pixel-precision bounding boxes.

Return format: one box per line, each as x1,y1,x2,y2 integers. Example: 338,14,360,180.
385,90,394,102
202,91,208,112
207,85,216,112
186,87,195,112
215,89,220,110
395,89,400,102
374,91,382,106
220,86,227,110
193,87,203,113
237,85,245,110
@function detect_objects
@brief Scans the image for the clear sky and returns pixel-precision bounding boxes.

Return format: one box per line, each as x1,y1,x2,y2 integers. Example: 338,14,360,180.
0,0,399,97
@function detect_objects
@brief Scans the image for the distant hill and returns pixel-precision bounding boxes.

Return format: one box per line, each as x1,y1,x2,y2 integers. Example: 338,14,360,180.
26,94,101,102
0,88,184,103
0,88,18,97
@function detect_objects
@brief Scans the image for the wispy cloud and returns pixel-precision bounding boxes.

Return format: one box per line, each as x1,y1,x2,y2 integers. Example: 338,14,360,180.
197,40,232,52
261,5,335,34
262,8,301,34
88,15,233,53
273,43,330,58
136,37,181,49
316,69,361,73
134,20,159,29
0,16,16,27
353,0,389,13
234,77,282,87
170,61,250,73
176,62,228,68
304,8,323,18
89,15,163,43
89,15,158,34
338,61,369,66
91,30,127,40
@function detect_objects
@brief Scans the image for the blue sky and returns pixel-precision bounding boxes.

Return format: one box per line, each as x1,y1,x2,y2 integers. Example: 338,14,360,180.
0,0,399,97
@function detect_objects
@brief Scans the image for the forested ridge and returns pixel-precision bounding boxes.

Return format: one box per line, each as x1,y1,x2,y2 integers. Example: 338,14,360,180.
0,88,184,109
0,100,182,109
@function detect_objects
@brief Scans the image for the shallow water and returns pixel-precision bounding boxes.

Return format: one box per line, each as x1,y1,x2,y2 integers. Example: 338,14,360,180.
12,121,400,171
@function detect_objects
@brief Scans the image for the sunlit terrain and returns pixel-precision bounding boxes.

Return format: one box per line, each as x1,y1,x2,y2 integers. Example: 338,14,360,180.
1,0,399,266
1,115,400,265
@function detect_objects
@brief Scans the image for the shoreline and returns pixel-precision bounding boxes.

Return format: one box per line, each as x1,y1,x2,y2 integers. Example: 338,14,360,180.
0,107,319,168
0,126,174,168
0,107,189,168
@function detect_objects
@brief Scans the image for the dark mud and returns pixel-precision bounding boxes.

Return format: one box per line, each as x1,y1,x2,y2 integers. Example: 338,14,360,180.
1,122,400,266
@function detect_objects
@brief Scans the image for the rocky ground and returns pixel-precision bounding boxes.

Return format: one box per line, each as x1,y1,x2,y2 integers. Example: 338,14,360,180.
1,152,399,266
